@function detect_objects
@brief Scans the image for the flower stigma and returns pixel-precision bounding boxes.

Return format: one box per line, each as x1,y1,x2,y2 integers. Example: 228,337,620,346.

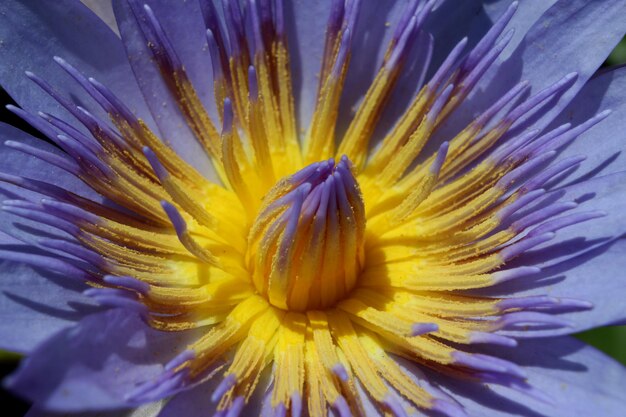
247,156,365,311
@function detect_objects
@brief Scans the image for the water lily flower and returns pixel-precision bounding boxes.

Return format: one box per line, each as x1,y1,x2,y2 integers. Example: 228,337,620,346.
1,0,626,416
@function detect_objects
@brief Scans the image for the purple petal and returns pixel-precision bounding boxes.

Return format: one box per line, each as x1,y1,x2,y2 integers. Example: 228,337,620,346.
292,0,499,143
155,377,220,417
80,0,119,35
477,172,626,335
283,0,337,129
25,401,164,417
334,0,423,134
481,1,557,55
0,0,153,133
512,172,626,269
0,124,95,197
0,124,100,241
157,363,275,417
437,0,626,144
547,66,626,184
6,309,198,412
483,237,626,337
493,0,626,132
111,0,217,180
432,337,626,417
0,259,94,354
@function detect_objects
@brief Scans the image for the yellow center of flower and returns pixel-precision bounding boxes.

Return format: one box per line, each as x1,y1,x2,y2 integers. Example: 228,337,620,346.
3,2,601,416
247,157,365,311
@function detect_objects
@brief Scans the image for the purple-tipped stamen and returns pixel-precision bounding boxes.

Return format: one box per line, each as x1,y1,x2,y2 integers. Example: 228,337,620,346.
143,146,169,181
505,72,578,125
511,201,578,232
141,4,183,71
331,29,352,79
529,110,612,156
39,111,101,153
497,150,557,190
332,363,349,381
40,198,100,225
500,232,555,261
383,394,408,417
333,396,351,417
463,1,518,71
474,81,530,129
520,155,586,192
56,134,113,176
495,311,573,330
468,331,518,347
1,202,80,236
410,322,439,336
452,352,526,379
498,296,593,312
391,0,421,44
528,211,606,237
223,0,247,59
0,249,89,282
497,189,546,221
248,0,265,56
103,275,151,294
212,373,237,403
507,123,570,163
385,14,418,72
88,76,140,126
226,396,246,417
39,238,104,267
4,140,79,175
223,98,234,134
199,0,231,68
160,200,188,237
248,65,260,100
427,84,454,123
427,37,468,91
290,392,303,417
457,29,515,96
0,173,73,204
274,0,285,38
165,349,196,372
207,29,225,83
83,287,138,300
491,266,542,284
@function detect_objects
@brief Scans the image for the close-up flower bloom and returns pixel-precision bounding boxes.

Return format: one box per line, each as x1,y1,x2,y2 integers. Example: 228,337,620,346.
1,0,626,416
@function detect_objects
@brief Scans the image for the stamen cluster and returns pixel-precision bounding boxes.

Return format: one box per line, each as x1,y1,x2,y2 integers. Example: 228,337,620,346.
247,156,365,311
0,1,613,416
